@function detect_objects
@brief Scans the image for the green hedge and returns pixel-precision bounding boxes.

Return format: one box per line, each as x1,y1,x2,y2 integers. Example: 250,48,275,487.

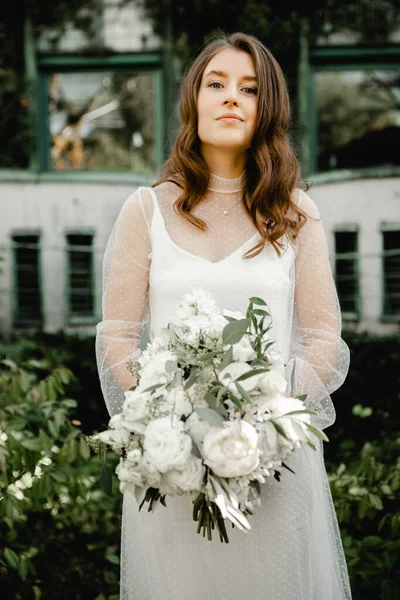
0,331,399,599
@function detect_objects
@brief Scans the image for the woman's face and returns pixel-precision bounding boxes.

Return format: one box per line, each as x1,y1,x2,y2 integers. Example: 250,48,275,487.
197,48,258,154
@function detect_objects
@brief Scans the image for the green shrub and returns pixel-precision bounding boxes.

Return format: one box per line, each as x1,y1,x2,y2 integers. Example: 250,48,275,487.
0,356,120,600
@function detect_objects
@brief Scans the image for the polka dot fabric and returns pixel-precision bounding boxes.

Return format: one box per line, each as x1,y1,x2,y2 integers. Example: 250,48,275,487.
96,175,352,599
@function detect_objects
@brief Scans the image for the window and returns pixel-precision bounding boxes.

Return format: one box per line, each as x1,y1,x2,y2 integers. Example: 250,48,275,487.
12,234,42,325
382,228,400,318
48,70,157,173
66,234,95,320
316,69,400,172
334,229,360,319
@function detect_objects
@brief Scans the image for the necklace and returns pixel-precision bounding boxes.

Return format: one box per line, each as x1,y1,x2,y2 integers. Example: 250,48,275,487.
213,199,242,216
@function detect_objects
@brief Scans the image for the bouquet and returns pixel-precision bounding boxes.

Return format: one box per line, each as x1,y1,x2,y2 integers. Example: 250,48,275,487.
89,288,327,542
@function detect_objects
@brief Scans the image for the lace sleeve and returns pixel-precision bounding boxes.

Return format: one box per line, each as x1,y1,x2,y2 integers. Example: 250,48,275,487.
285,191,350,430
95,187,153,417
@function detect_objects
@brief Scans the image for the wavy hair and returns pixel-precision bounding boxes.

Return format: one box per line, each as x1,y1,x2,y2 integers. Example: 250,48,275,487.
153,32,310,257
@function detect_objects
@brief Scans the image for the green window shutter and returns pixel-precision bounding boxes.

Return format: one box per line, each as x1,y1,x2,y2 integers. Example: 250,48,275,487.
334,229,360,319
12,234,42,325
66,234,94,319
382,229,400,318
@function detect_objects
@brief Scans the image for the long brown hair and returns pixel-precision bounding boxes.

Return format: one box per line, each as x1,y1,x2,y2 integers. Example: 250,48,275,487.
153,32,310,257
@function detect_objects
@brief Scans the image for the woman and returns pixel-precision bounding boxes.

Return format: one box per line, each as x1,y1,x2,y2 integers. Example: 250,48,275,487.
96,32,352,599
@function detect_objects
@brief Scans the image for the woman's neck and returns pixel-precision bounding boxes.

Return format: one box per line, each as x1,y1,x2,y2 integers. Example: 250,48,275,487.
201,145,247,179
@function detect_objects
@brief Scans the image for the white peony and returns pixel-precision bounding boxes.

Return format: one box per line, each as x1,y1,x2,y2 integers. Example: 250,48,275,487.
184,410,213,449
218,362,261,394
202,421,260,478
208,313,229,340
158,386,192,417
232,335,257,363
165,454,206,492
143,414,192,473
258,370,287,397
176,299,197,320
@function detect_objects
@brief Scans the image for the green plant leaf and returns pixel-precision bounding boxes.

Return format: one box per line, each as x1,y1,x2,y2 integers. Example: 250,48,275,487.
100,463,113,496
305,422,329,442
235,368,269,382
18,556,28,580
222,319,250,345
249,296,267,306
105,554,120,565
20,438,42,452
4,547,19,569
195,407,225,427
79,437,91,460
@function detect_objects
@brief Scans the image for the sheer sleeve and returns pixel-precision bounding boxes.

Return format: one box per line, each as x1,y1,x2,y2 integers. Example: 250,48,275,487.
95,187,153,417
285,191,350,430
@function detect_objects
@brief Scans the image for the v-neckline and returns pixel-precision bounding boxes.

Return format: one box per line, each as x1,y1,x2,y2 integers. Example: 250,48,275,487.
149,188,260,266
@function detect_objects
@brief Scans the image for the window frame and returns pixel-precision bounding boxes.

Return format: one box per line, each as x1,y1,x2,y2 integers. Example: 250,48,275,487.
381,223,400,322
302,44,400,176
36,52,165,175
65,230,97,324
11,230,43,327
334,225,361,321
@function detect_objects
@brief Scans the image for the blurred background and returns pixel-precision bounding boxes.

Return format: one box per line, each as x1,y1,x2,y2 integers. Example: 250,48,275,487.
0,1,399,599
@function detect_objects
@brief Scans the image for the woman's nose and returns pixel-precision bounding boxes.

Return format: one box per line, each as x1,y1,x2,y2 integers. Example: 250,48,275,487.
223,85,239,106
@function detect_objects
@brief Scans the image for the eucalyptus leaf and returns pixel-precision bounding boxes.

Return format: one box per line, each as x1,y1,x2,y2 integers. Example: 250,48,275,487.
195,407,225,428
222,319,250,345
140,326,150,351
184,367,199,390
235,382,252,404
218,346,234,371
205,392,228,417
235,368,269,382
296,394,307,402
142,383,165,393
190,437,202,458
249,296,268,306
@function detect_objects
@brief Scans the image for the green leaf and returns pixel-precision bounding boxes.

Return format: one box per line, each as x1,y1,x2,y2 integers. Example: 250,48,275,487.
235,368,269,382
205,392,228,417
79,437,91,460
271,420,290,440
140,325,150,351
229,394,243,410
218,345,234,372
165,360,177,372
305,422,329,442
4,547,19,569
222,319,250,345
253,309,268,316
235,382,252,404
142,383,165,393
100,463,113,496
48,420,58,438
20,438,42,452
249,296,267,306
184,366,199,390
190,437,201,458
195,407,225,428
8,417,28,431
18,556,28,581
50,470,68,483
105,554,120,565
368,493,383,511
61,399,78,408
296,394,307,402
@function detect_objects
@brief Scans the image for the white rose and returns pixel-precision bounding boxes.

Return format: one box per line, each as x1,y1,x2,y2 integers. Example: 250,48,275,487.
139,350,178,390
137,456,162,488
143,415,192,473
232,336,257,363
265,348,285,376
165,455,206,492
116,458,144,486
202,421,260,478
184,410,213,449
259,370,287,397
218,362,261,394
159,387,192,417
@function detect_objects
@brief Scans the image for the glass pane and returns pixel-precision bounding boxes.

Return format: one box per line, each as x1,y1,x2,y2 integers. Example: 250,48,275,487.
49,71,155,173
383,230,400,315
316,70,400,171
13,236,42,322
335,231,358,314
67,235,94,317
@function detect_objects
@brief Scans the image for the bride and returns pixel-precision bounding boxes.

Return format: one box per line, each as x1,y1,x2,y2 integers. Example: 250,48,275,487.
96,32,352,599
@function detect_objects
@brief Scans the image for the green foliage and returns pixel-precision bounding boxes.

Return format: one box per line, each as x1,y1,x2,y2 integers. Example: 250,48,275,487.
0,355,121,599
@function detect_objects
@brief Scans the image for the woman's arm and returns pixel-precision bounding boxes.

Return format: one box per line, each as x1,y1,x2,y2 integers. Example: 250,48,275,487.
96,187,153,417
285,191,350,430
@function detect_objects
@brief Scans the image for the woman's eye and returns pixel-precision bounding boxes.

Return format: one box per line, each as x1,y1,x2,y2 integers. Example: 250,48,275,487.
208,82,223,88
243,87,257,95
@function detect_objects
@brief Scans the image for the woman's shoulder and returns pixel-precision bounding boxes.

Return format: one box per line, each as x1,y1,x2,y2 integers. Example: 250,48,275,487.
292,188,321,220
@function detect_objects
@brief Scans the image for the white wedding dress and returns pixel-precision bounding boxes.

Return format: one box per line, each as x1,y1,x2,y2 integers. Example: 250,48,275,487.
96,173,352,599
